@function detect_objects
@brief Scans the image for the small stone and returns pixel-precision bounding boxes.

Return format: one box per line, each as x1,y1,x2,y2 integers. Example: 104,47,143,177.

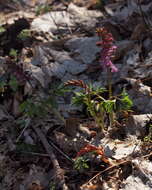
63,60,87,75
30,65,46,87
125,114,152,137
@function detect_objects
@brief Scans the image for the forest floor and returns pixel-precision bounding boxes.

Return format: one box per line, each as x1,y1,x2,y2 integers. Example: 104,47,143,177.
0,0,152,190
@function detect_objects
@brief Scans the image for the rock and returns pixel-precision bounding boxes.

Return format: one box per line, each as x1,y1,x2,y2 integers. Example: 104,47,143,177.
126,79,152,113
31,3,103,35
68,3,103,28
132,95,152,113
23,131,35,145
29,65,46,87
65,36,100,64
48,49,70,64
114,40,134,60
31,45,49,66
121,159,152,190
123,49,140,67
125,114,152,137
42,59,86,80
121,175,151,190
43,62,66,79
31,11,72,35
63,59,87,75
113,142,140,160
61,72,77,82
102,137,140,159
126,78,151,95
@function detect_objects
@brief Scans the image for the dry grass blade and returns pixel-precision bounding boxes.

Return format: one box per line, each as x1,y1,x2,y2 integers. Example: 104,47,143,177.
64,79,89,92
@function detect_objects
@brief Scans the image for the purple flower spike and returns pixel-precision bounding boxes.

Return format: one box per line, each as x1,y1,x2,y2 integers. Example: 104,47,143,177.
96,28,118,73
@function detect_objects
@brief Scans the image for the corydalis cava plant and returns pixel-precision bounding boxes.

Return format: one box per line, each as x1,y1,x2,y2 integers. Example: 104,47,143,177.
96,28,118,126
96,28,118,73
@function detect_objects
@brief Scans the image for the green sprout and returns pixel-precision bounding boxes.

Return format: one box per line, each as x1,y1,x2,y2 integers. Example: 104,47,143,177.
17,29,31,41
74,156,89,172
9,48,18,60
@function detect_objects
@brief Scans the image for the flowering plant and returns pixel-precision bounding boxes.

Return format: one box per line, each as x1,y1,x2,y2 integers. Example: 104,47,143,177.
64,28,132,130
96,28,118,73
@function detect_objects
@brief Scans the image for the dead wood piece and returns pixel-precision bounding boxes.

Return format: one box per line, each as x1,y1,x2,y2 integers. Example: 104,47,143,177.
32,125,69,190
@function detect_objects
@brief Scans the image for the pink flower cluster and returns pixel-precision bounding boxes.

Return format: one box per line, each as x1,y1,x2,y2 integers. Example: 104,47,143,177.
96,28,118,72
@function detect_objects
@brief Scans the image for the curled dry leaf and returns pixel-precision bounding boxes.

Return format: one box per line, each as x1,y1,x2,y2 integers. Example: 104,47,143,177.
76,144,111,165
64,79,89,92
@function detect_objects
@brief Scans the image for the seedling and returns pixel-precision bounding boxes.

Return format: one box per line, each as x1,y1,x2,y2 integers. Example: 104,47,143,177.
74,156,89,172
65,80,132,130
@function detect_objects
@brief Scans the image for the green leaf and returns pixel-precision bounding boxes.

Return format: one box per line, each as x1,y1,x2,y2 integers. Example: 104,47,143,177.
72,92,86,106
116,89,133,111
103,99,115,113
17,29,31,40
44,96,58,109
54,84,71,96
9,48,18,59
74,156,89,171
9,76,19,92
0,26,6,34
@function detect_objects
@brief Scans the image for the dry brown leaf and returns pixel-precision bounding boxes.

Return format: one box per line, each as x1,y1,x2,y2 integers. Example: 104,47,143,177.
131,23,147,40
73,0,97,7
28,180,44,190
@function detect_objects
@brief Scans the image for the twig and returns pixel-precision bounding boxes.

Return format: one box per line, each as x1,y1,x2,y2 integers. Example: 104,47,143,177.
16,151,49,157
32,124,69,190
16,118,31,143
83,152,152,186
84,160,130,186
48,139,74,163
143,152,152,158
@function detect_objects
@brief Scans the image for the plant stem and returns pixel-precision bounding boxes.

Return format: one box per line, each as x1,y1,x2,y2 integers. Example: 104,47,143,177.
107,68,114,127
107,68,112,98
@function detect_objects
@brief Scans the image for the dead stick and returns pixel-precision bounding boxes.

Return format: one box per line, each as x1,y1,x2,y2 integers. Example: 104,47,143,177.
32,125,68,190
83,152,152,186
84,160,130,186
48,140,74,163
17,151,49,157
